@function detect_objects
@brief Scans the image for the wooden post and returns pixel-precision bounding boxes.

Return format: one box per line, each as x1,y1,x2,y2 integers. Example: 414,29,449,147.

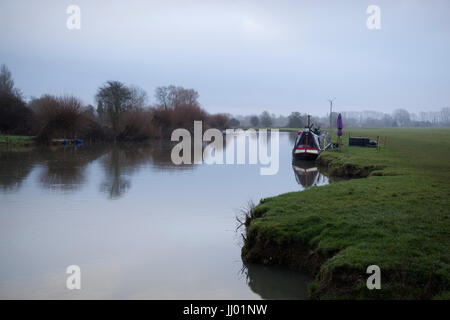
377,135,380,151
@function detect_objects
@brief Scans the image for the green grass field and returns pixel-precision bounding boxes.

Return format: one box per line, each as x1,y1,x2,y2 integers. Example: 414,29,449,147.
0,135,35,146
242,128,450,299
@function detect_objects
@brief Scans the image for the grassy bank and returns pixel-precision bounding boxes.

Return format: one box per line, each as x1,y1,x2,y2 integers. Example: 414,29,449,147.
242,128,450,299
0,135,35,146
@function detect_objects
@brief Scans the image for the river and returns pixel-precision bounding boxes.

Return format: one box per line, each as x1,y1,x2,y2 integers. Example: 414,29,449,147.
0,132,332,299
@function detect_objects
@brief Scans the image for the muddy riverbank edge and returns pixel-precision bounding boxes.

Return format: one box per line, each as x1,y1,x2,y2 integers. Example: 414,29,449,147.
241,151,450,300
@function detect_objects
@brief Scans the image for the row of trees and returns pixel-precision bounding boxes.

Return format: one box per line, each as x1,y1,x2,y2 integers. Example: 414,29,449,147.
2,63,449,141
321,109,450,128
233,112,288,128
234,112,321,128
233,108,450,129
0,65,231,142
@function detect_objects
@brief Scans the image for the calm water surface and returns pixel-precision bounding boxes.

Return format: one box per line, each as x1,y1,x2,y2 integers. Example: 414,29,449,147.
0,132,332,299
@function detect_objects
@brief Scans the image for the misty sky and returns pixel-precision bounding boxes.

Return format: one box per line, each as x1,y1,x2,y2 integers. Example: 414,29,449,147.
0,0,449,115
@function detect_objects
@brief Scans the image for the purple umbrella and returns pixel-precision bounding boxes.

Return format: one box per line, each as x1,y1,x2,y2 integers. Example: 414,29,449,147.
337,113,343,136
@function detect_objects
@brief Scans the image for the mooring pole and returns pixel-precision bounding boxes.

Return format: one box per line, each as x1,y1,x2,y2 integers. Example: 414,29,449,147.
328,98,335,129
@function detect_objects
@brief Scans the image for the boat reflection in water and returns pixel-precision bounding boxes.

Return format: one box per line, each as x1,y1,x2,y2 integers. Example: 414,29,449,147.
291,160,329,189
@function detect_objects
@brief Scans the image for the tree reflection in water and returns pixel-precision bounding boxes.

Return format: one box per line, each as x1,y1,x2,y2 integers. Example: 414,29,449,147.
37,145,108,191
99,147,132,200
0,148,36,192
0,142,198,199
99,142,195,199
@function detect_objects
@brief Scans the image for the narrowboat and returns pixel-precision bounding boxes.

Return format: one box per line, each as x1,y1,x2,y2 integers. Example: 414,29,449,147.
292,119,332,160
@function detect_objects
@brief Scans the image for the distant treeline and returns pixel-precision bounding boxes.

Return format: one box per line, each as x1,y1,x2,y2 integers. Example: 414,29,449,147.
232,108,450,129
1,64,449,143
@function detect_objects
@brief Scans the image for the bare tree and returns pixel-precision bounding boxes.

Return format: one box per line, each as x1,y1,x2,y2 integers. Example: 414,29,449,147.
440,107,450,124
259,111,273,127
393,109,411,127
250,115,259,127
95,81,133,135
0,64,14,94
228,118,240,127
154,85,199,109
0,64,23,99
287,112,306,128
0,64,32,134
129,85,148,109
154,86,169,109
173,88,199,107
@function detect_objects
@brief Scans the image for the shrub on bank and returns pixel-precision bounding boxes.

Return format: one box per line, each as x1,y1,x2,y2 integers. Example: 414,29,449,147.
31,95,89,142
117,109,158,142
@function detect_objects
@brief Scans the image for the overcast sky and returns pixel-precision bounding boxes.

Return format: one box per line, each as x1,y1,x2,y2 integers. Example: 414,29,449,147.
0,0,449,115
